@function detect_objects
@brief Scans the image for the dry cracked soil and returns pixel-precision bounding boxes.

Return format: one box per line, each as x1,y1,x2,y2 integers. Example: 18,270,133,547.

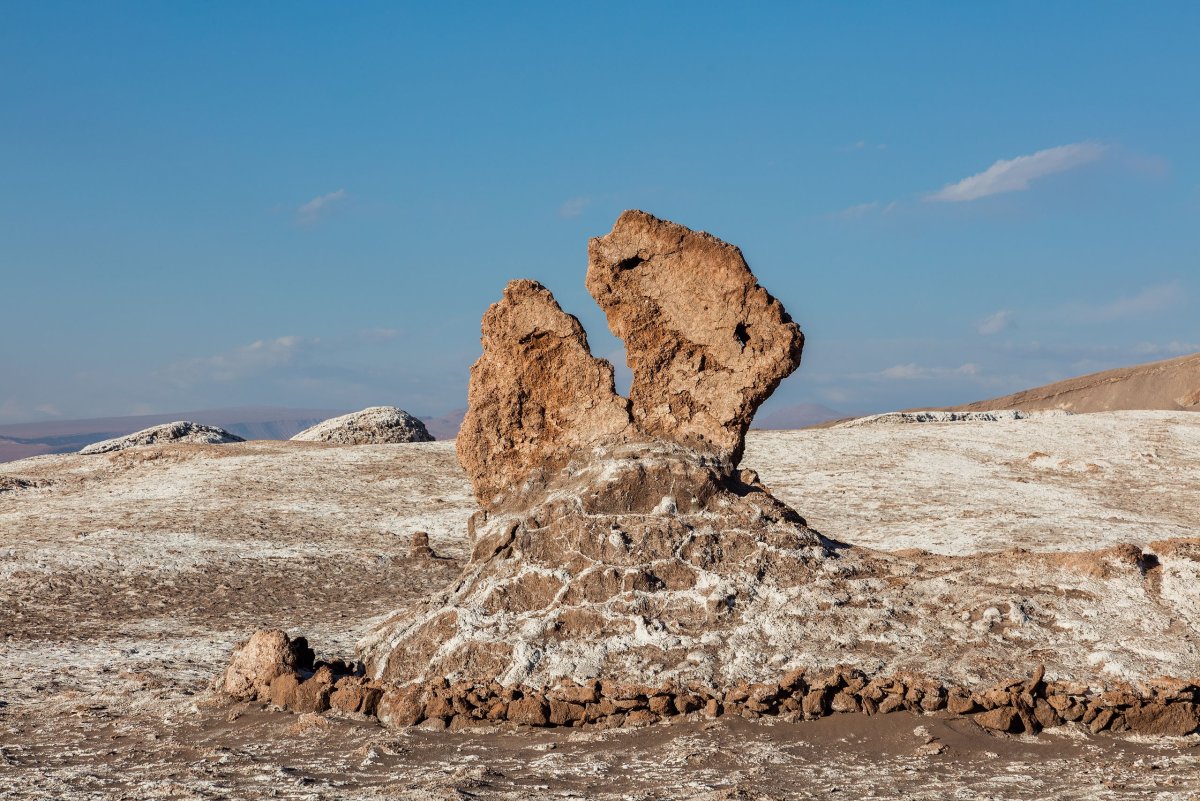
2,411,1199,799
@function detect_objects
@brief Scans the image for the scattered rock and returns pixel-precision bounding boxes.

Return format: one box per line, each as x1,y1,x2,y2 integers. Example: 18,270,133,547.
839,410,1069,428
80,421,244,454
290,406,434,444
222,629,313,702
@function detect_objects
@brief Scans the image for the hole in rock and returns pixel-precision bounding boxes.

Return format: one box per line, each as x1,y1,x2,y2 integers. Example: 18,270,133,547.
616,256,645,271
734,322,750,349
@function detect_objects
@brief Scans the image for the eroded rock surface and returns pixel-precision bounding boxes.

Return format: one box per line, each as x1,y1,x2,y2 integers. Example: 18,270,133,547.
456,279,632,510
587,210,804,464
291,406,434,444
79,421,244,454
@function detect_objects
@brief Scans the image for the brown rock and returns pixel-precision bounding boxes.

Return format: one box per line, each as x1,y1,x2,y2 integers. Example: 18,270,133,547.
1124,702,1199,736
1089,708,1117,733
1033,699,1063,730
801,689,827,718
974,706,1021,733
377,685,425,728
878,693,906,714
290,666,335,714
624,709,658,727
410,531,433,558
586,210,803,464
548,699,586,726
455,279,632,510
508,695,549,726
702,698,722,717
330,676,383,716
222,629,313,702
648,695,674,716
268,672,301,709
830,691,861,714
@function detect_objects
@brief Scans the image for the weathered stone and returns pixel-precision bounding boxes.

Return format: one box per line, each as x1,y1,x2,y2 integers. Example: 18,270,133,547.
801,689,827,718
330,676,382,716
1088,708,1117,733
455,279,632,510
377,685,425,728
548,699,586,726
1033,699,1063,730
508,695,549,726
586,210,803,465
268,672,301,709
222,629,313,702
974,706,1021,733
831,691,861,714
1124,702,1199,736
289,666,336,713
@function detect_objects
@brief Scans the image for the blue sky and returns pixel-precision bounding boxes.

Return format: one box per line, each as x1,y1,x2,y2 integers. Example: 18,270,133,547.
2,2,1197,424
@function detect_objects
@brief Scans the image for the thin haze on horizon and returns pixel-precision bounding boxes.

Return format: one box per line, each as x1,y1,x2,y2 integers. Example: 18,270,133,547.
1,2,1198,425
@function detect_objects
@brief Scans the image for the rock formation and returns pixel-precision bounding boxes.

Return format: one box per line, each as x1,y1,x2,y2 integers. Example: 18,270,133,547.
221,210,1200,738
79,421,244,454
291,406,434,445
455,280,632,509
587,210,804,464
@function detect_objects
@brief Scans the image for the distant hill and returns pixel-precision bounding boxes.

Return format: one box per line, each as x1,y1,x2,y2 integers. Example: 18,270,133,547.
420,408,466,441
0,406,344,464
948,352,1200,414
751,403,844,430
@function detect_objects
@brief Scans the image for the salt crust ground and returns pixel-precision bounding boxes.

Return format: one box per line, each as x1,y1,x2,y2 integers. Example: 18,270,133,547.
2,411,1199,798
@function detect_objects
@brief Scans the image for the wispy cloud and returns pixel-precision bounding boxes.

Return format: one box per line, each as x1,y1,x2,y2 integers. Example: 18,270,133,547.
165,336,314,385
558,196,591,219
297,189,347,224
1064,281,1182,323
831,201,879,220
977,310,1012,336
880,363,980,380
927,142,1106,202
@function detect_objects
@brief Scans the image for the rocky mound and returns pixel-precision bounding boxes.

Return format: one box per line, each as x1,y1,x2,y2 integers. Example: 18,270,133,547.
951,352,1200,414
222,211,1200,738
290,406,434,444
838,409,1070,427
79,421,245,454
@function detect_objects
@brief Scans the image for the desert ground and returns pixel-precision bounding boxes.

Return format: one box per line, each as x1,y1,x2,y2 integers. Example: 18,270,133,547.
2,411,1199,799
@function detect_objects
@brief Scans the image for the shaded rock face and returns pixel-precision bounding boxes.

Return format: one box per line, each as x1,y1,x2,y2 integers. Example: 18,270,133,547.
587,210,804,464
79,421,245,454
291,406,434,445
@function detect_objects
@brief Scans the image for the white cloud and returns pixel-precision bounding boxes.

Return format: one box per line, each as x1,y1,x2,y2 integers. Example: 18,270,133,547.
297,189,347,224
977,310,1012,336
881,363,980,380
558,196,591,219
926,142,1106,202
831,201,880,220
1065,281,1182,323
166,336,313,385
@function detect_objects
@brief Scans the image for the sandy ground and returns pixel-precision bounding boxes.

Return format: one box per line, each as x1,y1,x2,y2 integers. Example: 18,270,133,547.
2,411,1198,799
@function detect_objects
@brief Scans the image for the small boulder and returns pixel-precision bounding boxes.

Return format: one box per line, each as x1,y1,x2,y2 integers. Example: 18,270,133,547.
222,629,313,702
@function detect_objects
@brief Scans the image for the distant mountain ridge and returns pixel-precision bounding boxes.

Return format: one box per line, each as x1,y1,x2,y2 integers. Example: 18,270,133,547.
0,406,344,463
